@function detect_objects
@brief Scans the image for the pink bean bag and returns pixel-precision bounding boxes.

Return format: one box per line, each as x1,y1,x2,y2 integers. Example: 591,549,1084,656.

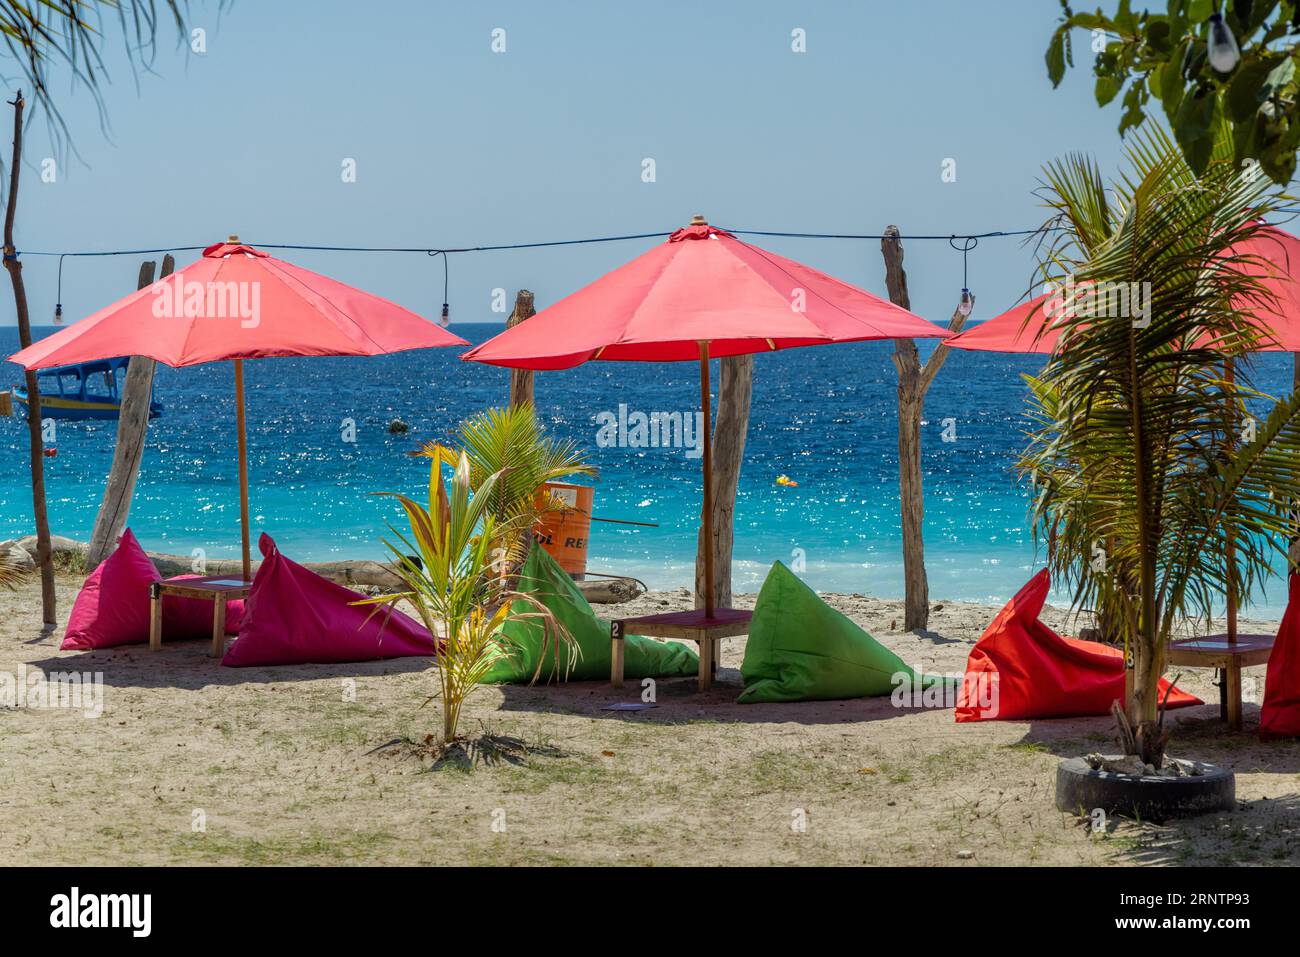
62,529,245,651
955,570,1202,722
221,533,437,667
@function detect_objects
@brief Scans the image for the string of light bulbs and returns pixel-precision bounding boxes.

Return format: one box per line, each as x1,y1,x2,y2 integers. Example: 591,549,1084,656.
13,223,1057,327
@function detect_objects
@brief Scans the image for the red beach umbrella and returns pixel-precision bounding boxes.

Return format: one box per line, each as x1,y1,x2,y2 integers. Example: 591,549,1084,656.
9,238,468,579
463,216,950,620
946,224,1300,354
944,224,1300,649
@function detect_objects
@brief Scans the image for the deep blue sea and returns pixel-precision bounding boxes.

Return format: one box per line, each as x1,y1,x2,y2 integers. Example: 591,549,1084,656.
3,324,1295,616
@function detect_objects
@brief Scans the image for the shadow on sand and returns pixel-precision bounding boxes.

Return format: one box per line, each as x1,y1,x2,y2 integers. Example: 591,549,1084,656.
25,637,431,691
492,665,946,727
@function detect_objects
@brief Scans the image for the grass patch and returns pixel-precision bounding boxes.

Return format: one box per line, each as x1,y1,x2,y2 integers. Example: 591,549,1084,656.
750,749,832,792
1001,741,1050,755
172,829,396,865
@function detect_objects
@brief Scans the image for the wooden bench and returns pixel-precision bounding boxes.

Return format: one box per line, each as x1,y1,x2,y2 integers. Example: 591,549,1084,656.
1167,633,1275,731
149,576,252,658
610,607,752,692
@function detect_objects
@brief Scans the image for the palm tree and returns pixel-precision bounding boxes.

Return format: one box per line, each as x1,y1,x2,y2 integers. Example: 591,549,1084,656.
364,452,577,745
415,403,595,574
0,547,26,588
1,1,190,159
1019,124,1300,764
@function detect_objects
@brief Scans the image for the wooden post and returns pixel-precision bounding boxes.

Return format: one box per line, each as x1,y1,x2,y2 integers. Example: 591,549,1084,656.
506,290,536,407
1224,356,1238,642
148,582,162,651
86,256,174,570
234,359,252,581
211,598,227,658
880,226,970,631
3,90,55,625
699,343,715,618
695,354,752,612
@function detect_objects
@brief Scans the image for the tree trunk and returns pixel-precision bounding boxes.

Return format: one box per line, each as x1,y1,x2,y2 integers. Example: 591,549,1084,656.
506,290,536,407
695,354,753,609
1130,635,1167,765
880,226,969,632
85,256,174,570
3,91,55,625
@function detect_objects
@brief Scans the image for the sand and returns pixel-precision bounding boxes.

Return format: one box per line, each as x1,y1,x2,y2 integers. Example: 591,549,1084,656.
2,573,1298,866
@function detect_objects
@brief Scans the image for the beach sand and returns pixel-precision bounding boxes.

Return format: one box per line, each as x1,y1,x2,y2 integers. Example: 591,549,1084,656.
3,573,1298,866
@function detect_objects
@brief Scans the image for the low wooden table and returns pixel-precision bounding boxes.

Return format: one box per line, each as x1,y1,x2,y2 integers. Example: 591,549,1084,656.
610,608,752,692
149,576,252,658
1167,633,1275,731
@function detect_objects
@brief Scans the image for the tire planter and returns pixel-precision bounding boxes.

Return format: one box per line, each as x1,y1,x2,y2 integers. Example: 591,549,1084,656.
1055,757,1235,822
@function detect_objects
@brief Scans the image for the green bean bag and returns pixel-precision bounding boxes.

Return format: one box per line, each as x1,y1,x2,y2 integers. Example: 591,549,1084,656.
739,561,922,703
481,544,698,683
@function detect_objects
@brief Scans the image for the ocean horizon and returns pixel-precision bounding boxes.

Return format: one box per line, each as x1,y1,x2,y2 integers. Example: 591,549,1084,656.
3,322,1296,617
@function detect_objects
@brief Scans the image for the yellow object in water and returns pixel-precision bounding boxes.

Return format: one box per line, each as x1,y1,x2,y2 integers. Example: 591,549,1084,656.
776,474,799,487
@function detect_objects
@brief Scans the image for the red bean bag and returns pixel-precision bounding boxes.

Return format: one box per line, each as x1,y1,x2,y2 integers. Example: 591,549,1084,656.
221,533,437,667
1261,574,1300,740
955,570,1202,722
61,529,244,650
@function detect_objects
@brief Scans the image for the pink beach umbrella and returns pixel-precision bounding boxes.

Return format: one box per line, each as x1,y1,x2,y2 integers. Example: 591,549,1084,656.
463,216,950,621
946,224,1300,354
9,239,468,579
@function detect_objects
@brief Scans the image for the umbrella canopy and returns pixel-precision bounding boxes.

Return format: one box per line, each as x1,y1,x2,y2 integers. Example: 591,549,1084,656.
464,217,949,618
943,225,1300,647
946,224,1300,354
11,241,465,369
462,221,948,370
9,239,468,580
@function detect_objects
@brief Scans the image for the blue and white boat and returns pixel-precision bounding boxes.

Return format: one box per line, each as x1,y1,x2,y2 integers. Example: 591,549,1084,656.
10,357,164,421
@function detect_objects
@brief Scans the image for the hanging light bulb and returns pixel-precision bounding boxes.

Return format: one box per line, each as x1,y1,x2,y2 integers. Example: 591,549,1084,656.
430,250,451,327
1207,12,1240,73
950,236,977,317
54,253,66,324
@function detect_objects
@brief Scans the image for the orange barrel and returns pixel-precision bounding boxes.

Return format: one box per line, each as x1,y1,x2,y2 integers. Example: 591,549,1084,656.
534,482,594,580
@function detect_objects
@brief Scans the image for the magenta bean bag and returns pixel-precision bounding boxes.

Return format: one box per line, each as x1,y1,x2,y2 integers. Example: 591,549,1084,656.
221,533,436,667
61,528,245,650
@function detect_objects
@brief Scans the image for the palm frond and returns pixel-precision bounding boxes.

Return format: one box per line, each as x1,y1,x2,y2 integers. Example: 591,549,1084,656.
1017,118,1299,726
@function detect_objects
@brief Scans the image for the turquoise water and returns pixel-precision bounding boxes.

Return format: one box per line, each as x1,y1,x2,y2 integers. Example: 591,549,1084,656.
2,324,1295,616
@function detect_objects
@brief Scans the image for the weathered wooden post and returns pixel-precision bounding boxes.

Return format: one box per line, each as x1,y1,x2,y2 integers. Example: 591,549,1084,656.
506,290,536,407
880,225,969,631
85,255,174,569
3,90,56,625
695,354,753,610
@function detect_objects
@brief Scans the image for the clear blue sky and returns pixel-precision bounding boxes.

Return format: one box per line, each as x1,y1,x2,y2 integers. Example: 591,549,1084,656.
3,0,1127,330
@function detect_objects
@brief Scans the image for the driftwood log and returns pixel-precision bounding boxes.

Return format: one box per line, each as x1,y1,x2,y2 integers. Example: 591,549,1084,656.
880,226,969,631
695,354,753,609
85,257,174,570
8,536,644,604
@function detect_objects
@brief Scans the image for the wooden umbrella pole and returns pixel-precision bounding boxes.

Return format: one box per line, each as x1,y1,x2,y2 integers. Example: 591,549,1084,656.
1225,356,1237,643
699,342,715,618
234,359,252,581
